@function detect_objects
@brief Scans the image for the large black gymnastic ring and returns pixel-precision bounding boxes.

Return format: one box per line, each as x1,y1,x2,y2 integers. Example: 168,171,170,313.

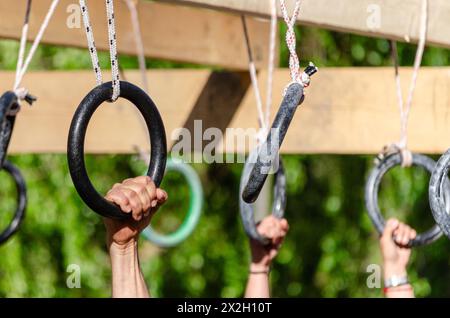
365,153,444,247
242,83,304,204
429,148,450,239
239,148,286,245
0,160,27,244
67,81,167,219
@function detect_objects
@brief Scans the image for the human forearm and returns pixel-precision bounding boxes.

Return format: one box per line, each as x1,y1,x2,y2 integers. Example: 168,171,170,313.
109,240,150,298
244,263,270,298
383,266,414,298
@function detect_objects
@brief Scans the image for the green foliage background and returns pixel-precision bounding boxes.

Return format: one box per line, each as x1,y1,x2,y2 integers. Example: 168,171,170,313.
0,19,449,298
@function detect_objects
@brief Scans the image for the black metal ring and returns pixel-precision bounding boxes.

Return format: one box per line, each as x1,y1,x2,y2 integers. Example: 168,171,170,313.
242,83,304,204
365,153,444,247
0,160,27,244
239,148,286,245
67,81,167,219
429,148,450,239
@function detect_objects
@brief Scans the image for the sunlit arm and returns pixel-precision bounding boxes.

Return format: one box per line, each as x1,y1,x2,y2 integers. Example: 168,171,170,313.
109,240,150,298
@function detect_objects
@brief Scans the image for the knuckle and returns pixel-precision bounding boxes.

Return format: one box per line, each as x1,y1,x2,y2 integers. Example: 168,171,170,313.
128,190,138,199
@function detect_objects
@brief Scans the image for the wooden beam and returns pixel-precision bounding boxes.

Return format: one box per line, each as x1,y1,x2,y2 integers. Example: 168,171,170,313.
225,67,450,154
2,67,450,155
2,70,211,154
159,0,450,49
0,0,273,70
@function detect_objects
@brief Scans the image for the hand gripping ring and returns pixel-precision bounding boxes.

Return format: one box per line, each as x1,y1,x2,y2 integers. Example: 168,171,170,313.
365,152,446,247
242,83,304,204
239,148,286,245
67,81,167,219
429,148,450,239
0,160,27,244
142,159,203,248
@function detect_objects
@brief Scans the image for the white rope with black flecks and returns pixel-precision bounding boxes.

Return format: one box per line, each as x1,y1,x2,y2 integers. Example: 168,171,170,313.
13,0,60,105
279,0,312,89
79,0,120,101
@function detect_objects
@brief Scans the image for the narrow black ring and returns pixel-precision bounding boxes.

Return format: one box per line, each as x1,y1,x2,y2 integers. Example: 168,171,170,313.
0,91,19,167
239,149,286,245
365,153,444,247
242,83,304,204
0,160,27,244
429,148,450,238
67,81,167,219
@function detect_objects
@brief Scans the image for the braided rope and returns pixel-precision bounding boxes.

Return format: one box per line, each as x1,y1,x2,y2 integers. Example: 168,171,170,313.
279,0,301,84
79,0,120,101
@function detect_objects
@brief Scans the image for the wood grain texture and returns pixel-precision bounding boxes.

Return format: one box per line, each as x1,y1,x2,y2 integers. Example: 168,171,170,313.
2,68,449,154
160,0,450,49
0,0,274,69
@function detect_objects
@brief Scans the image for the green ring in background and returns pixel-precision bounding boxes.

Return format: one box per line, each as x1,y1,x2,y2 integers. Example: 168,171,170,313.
142,158,203,248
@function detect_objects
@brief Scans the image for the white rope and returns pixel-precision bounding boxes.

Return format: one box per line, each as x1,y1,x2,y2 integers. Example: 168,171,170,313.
279,0,315,91
80,0,120,101
106,0,120,100
124,0,148,94
13,0,60,98
279,0,301,84
241,16,267,133
79,0,102,86
14,0,31,91
241,1,278,144
390,0,428,167
265,0,278,129
123,0,152,159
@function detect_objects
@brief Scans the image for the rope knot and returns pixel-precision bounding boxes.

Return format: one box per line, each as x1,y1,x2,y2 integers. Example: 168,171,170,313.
14,87,29,101
9,88,36,116
256,127,269,145
376,143,413,168
284,62,318,96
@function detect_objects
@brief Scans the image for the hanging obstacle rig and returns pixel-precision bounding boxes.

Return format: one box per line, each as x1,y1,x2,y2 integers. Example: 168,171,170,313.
241,0,318,205
0,1,448,244
67,0,167,219
365,0,450,246
0,0,58,244
67,81,167,219
0,92,28,244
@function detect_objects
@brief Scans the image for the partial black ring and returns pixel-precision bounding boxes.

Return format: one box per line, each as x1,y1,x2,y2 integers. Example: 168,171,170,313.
67,81,167,219
242,83,304,204
239,148,286,245
429,148,450,239
365,153,444,247
0,160,27,244
0,91,19,168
